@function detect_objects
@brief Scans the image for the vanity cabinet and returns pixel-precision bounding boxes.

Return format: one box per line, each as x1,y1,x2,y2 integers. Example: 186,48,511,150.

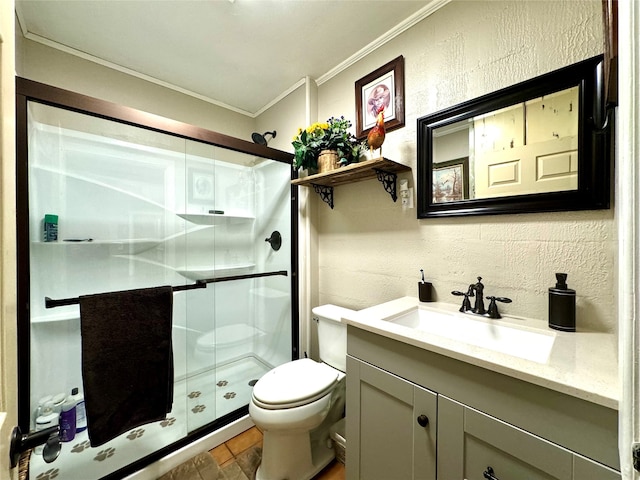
346,356,436,480
346,327,620,480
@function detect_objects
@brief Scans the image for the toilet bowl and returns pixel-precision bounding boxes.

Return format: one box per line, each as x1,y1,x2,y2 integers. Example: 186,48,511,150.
249,304,354,480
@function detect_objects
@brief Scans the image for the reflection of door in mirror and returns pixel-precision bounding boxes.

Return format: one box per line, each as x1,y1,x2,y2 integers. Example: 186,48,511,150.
474,86,579,199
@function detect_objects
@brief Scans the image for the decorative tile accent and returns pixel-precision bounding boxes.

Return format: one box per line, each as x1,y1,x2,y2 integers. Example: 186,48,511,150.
217,380,228,387
127,428,145,440
93,447,116,462
160,416,176,427
223,392,236,400
29,356,273,480
35,468,59,480
71,440,91,453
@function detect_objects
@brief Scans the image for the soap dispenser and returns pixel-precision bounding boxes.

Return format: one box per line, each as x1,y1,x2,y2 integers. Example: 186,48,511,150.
548,273,576,331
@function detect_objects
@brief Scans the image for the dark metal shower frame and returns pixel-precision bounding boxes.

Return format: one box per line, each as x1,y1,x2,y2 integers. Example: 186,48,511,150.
15,77,299,480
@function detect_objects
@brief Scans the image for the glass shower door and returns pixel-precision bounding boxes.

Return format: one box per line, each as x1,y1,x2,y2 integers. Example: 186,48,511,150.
21,97,293,480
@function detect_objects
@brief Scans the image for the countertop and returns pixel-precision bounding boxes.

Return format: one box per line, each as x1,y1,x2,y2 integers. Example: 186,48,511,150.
342,296,619,410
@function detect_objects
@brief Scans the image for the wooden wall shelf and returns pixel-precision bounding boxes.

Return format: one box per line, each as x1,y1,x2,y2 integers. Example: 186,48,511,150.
291,157,411,208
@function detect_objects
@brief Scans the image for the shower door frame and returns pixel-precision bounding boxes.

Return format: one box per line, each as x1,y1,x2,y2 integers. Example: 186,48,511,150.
15,77,299,478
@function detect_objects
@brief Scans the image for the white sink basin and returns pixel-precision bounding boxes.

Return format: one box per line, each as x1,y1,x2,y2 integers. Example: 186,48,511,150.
385,307,556,364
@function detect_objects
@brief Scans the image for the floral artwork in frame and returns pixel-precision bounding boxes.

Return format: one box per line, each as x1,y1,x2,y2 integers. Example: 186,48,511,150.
355,55,405,139
432,157,469,203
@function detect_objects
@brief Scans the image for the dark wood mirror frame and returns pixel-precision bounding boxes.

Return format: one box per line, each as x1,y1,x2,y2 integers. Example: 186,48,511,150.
417,55,612,218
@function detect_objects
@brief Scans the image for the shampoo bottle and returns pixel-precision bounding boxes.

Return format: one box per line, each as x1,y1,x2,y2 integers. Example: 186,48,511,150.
43,214,58,242
549,273,576,331
59,395,77,442
71,387,87,433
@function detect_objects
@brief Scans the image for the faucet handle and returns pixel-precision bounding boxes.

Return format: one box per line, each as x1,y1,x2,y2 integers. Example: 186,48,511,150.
451,290,472,312
486,296,512,319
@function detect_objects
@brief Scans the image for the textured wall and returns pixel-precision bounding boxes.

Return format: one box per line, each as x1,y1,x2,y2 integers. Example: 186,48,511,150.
314,0,615,333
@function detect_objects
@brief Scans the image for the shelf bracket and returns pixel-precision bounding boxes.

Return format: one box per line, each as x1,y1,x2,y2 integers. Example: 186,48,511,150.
312,184,334,209
374,169,399,202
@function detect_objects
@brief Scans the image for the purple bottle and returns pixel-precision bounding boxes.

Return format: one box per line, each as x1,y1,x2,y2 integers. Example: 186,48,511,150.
59,396,76,442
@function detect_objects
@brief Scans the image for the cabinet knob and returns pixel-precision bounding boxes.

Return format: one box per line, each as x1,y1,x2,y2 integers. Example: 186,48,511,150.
416,414,429,427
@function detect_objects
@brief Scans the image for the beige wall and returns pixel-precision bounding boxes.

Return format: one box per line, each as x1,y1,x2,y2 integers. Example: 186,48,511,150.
13,1,616,338
16,32,256,139
313,0,615,334
255,83,305,153
1,0,17,476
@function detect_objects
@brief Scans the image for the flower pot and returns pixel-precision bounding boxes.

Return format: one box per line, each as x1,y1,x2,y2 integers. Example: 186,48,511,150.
317,150,339,173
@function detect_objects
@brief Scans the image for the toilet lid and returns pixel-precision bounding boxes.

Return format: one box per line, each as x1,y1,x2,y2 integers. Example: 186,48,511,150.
252,358,339,407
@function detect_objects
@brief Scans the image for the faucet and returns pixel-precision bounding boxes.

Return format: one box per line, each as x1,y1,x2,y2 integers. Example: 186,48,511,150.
471,276,485,315
451,277,512,319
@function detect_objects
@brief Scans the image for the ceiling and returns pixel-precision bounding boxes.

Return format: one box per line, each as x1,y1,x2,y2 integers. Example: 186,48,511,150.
15,0,443,117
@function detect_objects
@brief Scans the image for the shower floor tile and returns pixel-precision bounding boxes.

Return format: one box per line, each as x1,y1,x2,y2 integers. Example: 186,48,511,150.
29,356,272,480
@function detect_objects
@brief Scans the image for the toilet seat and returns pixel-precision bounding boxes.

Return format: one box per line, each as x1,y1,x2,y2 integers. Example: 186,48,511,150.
252,359,339,410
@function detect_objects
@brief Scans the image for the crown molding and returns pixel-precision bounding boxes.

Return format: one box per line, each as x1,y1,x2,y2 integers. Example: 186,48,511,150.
315,0,451,86
15,0,450,118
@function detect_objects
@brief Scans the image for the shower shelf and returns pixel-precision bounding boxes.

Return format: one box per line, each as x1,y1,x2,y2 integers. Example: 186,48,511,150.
176,213,255,224
32,238,162,254
175,263,256,281
31,312,79,324
291,157,411,209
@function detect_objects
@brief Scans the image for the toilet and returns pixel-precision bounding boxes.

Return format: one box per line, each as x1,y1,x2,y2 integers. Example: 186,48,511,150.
249,304,354,480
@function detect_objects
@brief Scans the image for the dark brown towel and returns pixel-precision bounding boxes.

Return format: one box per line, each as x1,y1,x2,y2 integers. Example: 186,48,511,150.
79,286,174,447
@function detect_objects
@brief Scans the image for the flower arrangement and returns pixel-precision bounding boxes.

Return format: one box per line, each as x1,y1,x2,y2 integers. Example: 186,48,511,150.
292,116,365,170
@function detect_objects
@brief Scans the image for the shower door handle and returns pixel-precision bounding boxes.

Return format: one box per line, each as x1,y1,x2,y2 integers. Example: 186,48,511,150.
10,425,61,468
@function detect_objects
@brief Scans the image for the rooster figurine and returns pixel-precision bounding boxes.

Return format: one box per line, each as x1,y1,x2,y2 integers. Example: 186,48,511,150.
367,105,386,158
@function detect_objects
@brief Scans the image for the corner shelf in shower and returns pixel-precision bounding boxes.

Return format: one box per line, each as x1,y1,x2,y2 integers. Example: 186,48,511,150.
176,212,255,225
291,157,411,208
175,263,256,281
32,238,162,255
31,312,79,324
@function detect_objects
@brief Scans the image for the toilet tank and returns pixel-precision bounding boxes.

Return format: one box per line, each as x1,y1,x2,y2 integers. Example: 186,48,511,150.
312,304,355,372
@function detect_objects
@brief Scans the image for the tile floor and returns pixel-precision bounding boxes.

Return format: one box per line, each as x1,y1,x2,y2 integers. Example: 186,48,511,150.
209,426,345,480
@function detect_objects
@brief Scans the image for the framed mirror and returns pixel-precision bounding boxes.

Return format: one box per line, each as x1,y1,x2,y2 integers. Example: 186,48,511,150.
417,55,612,218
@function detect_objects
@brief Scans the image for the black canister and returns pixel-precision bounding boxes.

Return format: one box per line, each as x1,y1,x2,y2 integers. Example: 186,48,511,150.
418,282,433,302
548,273,576,331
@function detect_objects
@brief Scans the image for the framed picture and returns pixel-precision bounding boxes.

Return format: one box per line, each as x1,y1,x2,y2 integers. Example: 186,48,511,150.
355,55,405,139
602,0,618,106
432,157,469,203
188,168,215,204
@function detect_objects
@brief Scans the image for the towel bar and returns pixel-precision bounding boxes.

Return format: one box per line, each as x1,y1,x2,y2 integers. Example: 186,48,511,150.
44,270,288,309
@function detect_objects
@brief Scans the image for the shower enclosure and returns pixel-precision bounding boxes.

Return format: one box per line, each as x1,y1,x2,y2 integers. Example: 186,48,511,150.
16,79,297,479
